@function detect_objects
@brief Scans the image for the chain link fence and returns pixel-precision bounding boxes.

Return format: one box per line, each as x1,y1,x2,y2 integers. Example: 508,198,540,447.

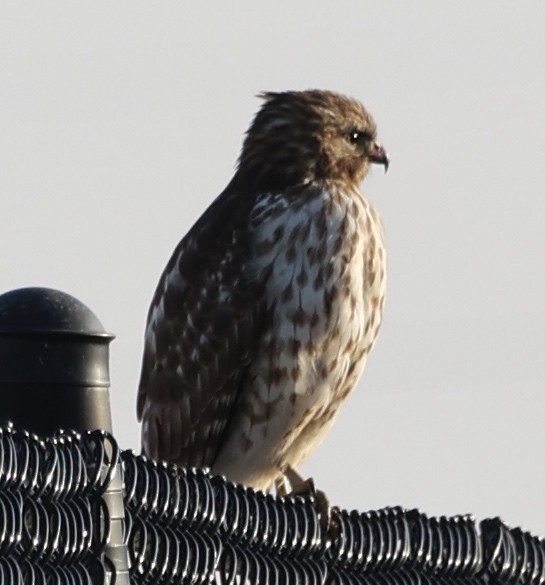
0,423,544,584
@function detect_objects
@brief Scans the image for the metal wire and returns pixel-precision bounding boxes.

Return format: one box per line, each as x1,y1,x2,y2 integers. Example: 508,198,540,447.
329,506,412,574
0,424,118,502
122,451,217,529
128,514,222,585
0,424,116,584
215,541,327,585
0,424,44,496
21,497,109,564
2,423,545,585
481,518,545,585
211,476,323,557
406,510,482,577
0,554,109,585
122,452,328,583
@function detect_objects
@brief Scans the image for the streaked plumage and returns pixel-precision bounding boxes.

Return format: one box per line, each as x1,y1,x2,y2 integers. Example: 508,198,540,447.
137,90,388,491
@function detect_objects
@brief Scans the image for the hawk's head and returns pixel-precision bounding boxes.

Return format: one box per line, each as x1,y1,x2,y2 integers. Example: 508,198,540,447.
237,89,389,191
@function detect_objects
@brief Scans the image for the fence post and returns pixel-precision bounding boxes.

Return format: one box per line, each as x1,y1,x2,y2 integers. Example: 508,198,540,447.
0,287,130,584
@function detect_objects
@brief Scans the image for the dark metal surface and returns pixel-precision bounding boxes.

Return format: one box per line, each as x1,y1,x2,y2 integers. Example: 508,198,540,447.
0,422,544,584
0,286,130,584
0,287,115,434
0,424,115,584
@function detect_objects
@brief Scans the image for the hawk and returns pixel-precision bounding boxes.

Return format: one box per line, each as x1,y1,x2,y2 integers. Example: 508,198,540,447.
137,90,388,493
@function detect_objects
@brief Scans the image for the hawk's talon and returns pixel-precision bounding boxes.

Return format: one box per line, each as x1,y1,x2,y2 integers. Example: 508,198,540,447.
276,466,333,537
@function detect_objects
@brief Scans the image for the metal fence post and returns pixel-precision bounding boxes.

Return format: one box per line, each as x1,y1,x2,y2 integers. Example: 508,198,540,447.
0,287,130,584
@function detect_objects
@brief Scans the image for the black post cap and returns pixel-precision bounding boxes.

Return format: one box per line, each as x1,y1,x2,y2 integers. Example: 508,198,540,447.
0,287,115,435
0,286,114,338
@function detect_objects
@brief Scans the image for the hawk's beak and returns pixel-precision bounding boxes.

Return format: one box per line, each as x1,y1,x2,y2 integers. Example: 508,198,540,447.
369,142,389,173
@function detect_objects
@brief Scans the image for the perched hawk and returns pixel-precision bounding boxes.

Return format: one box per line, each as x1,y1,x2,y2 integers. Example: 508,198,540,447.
137,90,388,492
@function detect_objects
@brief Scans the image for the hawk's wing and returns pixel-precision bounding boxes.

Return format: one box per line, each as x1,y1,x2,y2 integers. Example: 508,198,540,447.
137,185,269,467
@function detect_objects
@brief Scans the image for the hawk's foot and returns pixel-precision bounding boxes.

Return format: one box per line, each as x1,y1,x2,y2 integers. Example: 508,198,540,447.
276,466,334,537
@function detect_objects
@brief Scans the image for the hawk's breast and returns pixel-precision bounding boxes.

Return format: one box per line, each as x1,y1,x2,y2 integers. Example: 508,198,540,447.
212,184,386,489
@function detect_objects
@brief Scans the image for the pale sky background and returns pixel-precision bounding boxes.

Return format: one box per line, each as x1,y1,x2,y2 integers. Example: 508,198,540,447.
2,2,544,535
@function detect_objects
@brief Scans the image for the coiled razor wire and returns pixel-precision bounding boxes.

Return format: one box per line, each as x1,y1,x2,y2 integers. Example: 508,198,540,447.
0,423,544,585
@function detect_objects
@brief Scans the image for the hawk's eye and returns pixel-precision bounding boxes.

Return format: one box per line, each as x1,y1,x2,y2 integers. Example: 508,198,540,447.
348,130,372,146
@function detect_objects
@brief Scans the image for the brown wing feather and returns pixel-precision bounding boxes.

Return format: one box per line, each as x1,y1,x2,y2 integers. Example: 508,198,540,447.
137,184,269,467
